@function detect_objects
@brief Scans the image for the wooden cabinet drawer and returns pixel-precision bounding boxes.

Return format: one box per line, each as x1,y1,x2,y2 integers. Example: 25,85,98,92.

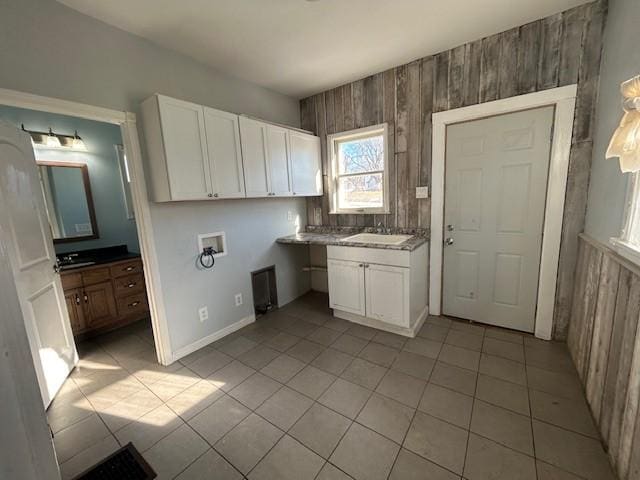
114,273,145,297
117,292,149,317
61,272,82,289
111,260,143,278
81,267,111,286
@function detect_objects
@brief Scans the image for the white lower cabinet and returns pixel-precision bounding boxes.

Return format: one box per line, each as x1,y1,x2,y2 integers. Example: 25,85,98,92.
327,259,366,316
327,244,428,336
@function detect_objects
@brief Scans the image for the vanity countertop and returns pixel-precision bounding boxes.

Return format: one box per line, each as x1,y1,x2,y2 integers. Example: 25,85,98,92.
58,245,141,271
276,232,428,251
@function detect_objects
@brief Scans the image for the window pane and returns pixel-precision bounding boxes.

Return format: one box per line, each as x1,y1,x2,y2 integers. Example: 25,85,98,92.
338,173,383,209
338,134,384,174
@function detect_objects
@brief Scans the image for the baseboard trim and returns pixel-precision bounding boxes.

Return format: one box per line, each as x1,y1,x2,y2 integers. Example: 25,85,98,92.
333,306,428,338
169,314,256,364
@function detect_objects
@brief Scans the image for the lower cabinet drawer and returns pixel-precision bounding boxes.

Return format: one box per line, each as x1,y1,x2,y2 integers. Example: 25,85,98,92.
117,292,149,317
82,267,111,286
114,273,145,296
111,260,143,278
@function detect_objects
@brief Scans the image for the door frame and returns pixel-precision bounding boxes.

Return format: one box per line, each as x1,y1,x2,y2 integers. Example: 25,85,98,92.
0,87,173,365
430,85,577,340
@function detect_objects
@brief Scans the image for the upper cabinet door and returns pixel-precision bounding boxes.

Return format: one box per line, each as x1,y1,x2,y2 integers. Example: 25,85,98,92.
239,117,270,197
265,124,292,196
203,107,245,199
157,96,212,200
289,131,322,196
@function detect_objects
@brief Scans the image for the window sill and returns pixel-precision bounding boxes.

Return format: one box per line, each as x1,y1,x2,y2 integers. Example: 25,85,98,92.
330,209,390,215
610,237,640,267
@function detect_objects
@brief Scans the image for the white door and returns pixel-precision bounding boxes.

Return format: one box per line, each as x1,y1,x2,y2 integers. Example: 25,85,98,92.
158,96,211,200
365,263,410,328
328,259,366,316
239,117,270,197
203,107,245,198
289,131,322,196
0,121,78,407
442,106,554,332
265,124,292,196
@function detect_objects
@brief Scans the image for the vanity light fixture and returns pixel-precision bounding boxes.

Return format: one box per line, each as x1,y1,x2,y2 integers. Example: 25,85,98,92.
607,75,640,172
21,125,87,151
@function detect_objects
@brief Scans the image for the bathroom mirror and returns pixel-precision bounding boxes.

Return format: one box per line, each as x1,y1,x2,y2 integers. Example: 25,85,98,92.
37,161,99,243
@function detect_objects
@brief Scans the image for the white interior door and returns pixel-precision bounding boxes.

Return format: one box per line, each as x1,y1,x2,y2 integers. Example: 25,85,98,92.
442,106,554,332
327,259,366,316
0,121,77,407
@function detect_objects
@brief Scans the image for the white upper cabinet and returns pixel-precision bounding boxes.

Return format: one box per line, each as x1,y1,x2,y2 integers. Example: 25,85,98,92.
289,131,322,196
152,96,211,201
238,116,270,197
142,94,321,202
265,124,292,196
203,107,245,199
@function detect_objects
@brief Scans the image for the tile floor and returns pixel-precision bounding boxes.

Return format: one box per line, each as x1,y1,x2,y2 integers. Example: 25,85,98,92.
48,292,616,480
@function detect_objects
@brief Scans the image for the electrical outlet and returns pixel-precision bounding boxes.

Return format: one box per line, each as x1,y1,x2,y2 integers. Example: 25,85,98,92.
198,306,208,322
235,293,243,306
287,211,293,221
416,186,429,199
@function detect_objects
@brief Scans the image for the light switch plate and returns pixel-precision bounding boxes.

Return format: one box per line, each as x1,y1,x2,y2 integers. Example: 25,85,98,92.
416,186,429,199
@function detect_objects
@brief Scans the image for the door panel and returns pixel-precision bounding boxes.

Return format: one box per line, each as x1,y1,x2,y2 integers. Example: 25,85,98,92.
442,106,554,332
265,124,291,196
83,281,118,329
0,122,77,407
203,107,245,198
327,259,365,316
365,264,410,327
239,117,270,197
158,97,211,200
289,131,322,196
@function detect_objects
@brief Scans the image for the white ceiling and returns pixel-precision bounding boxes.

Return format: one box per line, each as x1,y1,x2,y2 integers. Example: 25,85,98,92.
58,0,591,99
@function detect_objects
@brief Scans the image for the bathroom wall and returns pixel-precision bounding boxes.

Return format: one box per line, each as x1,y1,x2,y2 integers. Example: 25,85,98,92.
0,105,140,254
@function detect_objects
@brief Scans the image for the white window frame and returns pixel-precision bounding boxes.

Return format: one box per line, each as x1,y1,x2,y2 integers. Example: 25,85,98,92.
610,171,640,265
327,123,390,214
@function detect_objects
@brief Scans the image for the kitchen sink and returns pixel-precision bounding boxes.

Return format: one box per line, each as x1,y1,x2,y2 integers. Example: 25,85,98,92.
340,233,413,245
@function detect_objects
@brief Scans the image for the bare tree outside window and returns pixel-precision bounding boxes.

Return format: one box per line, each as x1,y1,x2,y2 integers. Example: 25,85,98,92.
331,126,387,211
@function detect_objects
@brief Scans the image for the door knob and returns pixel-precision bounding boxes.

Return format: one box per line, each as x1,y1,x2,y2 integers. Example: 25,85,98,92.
447,224,454,231
445,237,454,246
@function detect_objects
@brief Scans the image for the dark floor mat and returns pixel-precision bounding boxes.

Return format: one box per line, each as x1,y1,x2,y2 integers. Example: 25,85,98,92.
73,442,156,480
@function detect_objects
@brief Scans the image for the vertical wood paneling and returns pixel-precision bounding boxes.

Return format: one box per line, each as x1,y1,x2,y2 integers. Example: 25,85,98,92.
517,21,541,94
585,254,620,419
448,45,465,110
382,68,397,229
462,40,481,107
301,1,605,342
498,28,519,99
569,236,640,480
433,51,449,113
479,35,500,103
538,13,563,89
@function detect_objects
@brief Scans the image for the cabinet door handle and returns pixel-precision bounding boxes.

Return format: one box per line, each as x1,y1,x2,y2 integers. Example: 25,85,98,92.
213,193,219,198
75,294,81,305
124,266,134,271
128,301,140,308
127,282,136,288
83,293,88,303
364,264,370,268
207,193,213,197
358,263,364,267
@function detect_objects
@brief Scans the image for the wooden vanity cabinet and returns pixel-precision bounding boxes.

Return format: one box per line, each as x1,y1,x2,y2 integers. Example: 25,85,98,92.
60,258,149,338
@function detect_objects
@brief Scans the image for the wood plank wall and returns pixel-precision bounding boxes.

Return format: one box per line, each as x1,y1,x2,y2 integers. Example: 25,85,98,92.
300,1,607,339
568,235,640,480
